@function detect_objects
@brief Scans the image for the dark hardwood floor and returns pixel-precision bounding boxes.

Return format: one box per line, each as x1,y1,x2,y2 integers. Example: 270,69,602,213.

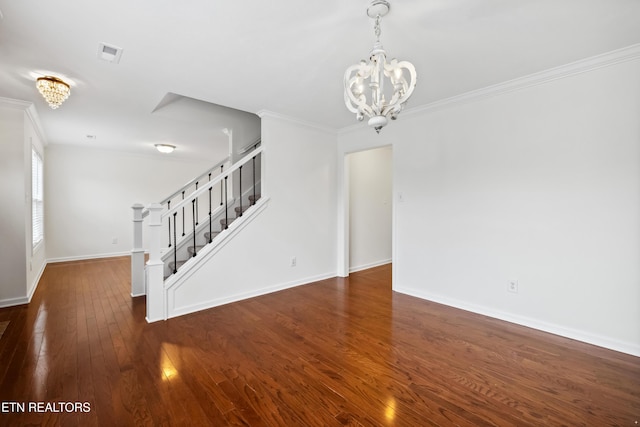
0,257,638,426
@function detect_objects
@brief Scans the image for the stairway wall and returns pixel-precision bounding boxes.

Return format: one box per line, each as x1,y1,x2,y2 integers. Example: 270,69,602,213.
166,114,338,318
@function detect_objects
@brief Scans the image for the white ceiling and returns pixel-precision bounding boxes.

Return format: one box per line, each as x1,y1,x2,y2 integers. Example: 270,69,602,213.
1,0,639,160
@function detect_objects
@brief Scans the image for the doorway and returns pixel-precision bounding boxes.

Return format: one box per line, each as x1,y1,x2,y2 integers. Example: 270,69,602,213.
345,145,393,273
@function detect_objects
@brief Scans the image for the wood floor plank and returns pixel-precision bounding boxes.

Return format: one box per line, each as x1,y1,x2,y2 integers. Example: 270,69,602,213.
0,258,638,426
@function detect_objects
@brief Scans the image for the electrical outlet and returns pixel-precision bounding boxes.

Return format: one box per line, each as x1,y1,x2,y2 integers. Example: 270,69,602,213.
508,280,519,293
112,237,118,245
290,256,297,267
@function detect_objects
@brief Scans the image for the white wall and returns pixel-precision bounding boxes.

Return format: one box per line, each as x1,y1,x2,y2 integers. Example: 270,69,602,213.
339,56,640,356
24,111,47,299
347,146,392,271
166,114,338,317
0,100,47,306
45,145,213,261
0,104,28,304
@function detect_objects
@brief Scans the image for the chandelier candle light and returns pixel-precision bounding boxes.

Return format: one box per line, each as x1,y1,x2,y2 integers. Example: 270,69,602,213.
36,76,71,109
344,0,416,133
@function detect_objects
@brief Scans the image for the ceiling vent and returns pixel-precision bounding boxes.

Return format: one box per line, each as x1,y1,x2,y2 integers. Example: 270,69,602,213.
97,42,123,64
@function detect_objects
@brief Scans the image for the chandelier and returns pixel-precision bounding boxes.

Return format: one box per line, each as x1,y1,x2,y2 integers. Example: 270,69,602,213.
36,76,71,109
344,0,417,133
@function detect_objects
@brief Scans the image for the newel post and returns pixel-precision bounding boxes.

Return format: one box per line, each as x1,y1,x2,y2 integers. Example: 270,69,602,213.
146,203,165,322
131,204,146,297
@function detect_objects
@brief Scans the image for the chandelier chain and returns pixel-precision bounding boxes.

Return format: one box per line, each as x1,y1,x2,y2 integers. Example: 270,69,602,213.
374,15,382,41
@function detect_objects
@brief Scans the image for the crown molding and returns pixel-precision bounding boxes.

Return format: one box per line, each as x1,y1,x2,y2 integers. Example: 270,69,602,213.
0,96,31,110
0,97,48,145
257,110,337,135
404,43,640,118
337,120,368,136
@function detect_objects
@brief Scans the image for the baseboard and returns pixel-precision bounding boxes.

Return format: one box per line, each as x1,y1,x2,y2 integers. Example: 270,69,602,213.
167,271,335,319
349,259,391,273
0,296,30,308
0,261,47,308
26,261,47,302
47,251,131,263
395,286,640,358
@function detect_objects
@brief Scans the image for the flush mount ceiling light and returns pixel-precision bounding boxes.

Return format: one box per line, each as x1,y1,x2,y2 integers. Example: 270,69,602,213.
36,76,71,109
155,144,176,154
344,0,417,133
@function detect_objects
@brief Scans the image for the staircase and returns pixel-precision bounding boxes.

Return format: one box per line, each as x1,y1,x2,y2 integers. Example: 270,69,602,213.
131,143,265,322
164,192,261,278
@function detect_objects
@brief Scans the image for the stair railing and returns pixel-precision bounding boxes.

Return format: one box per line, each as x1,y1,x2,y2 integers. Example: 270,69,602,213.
160,158,230,246
237,137,261,156
159,157,230,208
134,145,263,321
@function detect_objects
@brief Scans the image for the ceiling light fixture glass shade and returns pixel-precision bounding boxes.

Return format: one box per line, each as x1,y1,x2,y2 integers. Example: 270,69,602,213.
155,144,176,153
36,76,71,109
344,0,416,133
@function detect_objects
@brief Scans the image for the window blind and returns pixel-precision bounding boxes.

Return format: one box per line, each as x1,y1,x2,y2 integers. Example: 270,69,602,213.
32,149,44,248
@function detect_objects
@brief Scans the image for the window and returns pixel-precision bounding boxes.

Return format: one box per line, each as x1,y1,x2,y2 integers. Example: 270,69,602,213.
32,148,44,248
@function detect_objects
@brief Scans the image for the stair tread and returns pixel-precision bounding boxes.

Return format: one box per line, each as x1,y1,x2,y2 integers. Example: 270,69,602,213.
167,260,187,269
187,245,205,255
165,259,187,279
